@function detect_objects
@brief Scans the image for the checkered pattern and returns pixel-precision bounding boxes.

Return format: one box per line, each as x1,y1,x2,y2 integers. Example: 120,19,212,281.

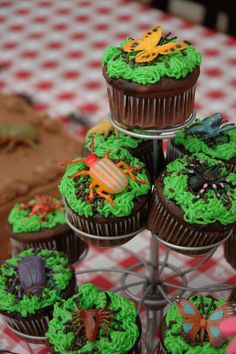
0,0,236,352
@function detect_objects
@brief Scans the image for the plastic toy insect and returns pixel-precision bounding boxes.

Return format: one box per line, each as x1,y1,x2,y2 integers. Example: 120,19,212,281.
61,136,147,205
176,295,236,347
185,113,235,141
20,195,64,222
87,117,118,139
64,292,123,349
123,25,186,63
4,251,62,299
184,157,235,208
0,122,38,151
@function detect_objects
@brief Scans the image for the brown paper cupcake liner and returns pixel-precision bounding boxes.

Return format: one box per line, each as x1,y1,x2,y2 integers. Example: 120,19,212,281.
166,140,184,164
10,230,88,264
147,192,232,256
155,341,168,354
167,140,236,173
107,84,196,130
224,225,236,269
0,276,76,338
65,197,149,247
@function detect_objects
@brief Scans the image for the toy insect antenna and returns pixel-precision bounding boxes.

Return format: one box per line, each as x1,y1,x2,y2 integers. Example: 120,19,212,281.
90,134,95,153
60,158,85,167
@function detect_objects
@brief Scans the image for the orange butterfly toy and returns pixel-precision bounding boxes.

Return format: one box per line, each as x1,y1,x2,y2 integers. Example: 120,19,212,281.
123,26,186,63
175,296,236,347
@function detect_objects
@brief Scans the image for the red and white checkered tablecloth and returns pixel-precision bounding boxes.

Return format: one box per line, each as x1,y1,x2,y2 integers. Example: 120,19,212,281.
0,0,236,352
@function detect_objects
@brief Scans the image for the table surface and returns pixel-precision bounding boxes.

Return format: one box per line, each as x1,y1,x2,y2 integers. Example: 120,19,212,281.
0,0,236,352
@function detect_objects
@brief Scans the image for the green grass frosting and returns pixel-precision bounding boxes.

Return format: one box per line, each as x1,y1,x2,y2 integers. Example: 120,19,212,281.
164,295,227,354
8,197,66,234
85,130,144,154
103,40,201,85
0,249,73,317
163,153,236,225
174,123,236,161
59,148,150,218
46,283,140,354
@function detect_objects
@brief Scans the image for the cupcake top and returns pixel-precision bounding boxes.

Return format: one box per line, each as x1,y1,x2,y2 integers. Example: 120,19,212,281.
174,114,236,162
8,195,66,234
0,249,74,317
103,25,201,85
46,283,140,354
59,147,150,218
163,295,236,354
162,153,236,225
85,117,146,155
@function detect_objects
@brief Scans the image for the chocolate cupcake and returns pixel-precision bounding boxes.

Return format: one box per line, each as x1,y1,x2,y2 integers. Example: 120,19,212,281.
46,283,142,354
147,153,236,256
159,295,236,354
86,117,165,180
167,113,236,172
8,195,88,264
0,249,76,338
224,225,236,269
59,147,151,247
103,25,201,130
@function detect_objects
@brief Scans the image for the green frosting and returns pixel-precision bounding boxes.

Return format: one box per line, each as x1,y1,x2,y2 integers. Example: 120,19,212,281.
85,130,144,154
59,148,150,218
46,283,140,354
174,122,236,161
163,153,236,225
0,249,73,317
103,40,201,85
164,295,227,354
8,197,66,234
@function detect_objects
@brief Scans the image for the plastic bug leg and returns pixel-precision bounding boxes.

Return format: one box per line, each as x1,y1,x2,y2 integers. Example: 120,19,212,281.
9,276,19,293
87,181,97,203
116,162,146,184
67,170,91,179
104,151,110,159
96,187,114,205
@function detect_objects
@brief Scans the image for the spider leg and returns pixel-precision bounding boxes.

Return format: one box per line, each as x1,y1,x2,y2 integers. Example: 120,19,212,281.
100,323,112,341
195,183,208,200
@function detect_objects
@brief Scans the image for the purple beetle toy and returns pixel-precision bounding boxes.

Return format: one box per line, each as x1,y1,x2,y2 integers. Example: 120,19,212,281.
4,250,63,300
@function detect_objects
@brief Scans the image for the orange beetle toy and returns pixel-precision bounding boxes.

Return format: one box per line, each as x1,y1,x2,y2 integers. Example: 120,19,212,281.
61,136,147,206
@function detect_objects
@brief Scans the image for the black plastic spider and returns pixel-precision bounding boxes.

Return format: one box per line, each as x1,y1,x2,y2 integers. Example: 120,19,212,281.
184,157,235,208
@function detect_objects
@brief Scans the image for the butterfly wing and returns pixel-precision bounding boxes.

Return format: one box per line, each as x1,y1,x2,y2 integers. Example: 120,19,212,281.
157,41,186,55
123,26,162,53
135,48,161,63
175,296,201,344
206,303,236,348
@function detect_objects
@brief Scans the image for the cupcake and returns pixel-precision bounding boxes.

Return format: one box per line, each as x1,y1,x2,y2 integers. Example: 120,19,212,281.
86,117,165,180
147,153,236,256
7,195,88,264
0,249,76,337
59,145,151,247
46,283,142,354
102,25,201,130
158,295,236,353
167,113,236,172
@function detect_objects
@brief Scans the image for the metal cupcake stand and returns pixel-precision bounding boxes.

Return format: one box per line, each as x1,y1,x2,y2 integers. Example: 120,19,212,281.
5,111,235,353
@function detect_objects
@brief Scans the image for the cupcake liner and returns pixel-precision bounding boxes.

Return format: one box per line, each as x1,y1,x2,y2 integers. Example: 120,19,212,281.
147,192,232,256
9,229,88,264
133,140,165,181
166,140,184,164
224,225,236,269
155,341,168,354
0,276,76,338
107,84,197,130
65,197,149,247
